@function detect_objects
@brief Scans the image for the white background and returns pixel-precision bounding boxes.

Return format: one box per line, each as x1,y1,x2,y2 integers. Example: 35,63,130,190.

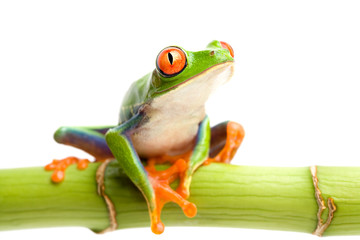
1,0,360,239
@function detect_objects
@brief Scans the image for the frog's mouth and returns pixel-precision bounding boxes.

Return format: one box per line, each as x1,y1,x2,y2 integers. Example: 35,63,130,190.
156,61,234,94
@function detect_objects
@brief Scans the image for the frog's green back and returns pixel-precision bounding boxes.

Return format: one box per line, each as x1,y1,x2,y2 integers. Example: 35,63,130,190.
119,72,152,124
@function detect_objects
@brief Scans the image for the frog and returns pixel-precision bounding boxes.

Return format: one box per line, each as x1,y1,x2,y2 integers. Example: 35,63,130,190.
45,40,245,234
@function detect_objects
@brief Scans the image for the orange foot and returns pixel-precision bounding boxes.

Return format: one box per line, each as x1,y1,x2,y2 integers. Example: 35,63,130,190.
204,121,245,165
147,151,192,198
45,156,91,183
145,155,197,234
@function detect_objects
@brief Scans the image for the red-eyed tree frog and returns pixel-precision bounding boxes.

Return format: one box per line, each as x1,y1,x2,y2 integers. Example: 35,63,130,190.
45,40,245,234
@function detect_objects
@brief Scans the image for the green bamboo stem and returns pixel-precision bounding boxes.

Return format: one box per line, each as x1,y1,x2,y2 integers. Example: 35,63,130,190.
1,162,360,236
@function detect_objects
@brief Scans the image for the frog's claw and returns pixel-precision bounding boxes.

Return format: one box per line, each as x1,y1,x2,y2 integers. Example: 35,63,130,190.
147,151,192,197
145,158,197,234
45,156,91,182
204,121,245,165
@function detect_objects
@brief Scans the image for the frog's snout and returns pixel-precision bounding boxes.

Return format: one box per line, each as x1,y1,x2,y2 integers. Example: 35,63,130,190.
219,41,234,58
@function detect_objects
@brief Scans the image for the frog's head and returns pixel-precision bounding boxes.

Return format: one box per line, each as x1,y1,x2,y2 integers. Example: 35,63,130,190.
148,40,235,98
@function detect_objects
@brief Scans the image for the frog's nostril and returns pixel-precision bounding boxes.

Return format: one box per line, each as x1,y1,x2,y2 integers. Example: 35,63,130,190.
220,41,234,58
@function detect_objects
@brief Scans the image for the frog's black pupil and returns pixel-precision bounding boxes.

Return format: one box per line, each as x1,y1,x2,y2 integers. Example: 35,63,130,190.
168,52,173,65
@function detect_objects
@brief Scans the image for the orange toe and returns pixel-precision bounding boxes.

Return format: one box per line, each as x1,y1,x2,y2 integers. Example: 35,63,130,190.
151,217,165,235
45,156,90,183
148,176,197,234
77,159,91,169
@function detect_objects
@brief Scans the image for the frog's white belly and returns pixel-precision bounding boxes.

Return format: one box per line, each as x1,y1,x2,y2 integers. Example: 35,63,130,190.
132,107,204,157
131,62,234,157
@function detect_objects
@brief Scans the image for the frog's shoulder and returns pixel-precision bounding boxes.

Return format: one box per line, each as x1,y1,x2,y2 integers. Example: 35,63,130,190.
119,72,152,124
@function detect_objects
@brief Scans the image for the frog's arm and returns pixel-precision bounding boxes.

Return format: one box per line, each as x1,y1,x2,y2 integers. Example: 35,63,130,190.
177,116,211,198
104,114,162,232
104,115,150,194
45,126,115,182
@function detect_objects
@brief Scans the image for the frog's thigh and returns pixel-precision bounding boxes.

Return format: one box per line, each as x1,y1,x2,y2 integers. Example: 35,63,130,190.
209,121,245,158
209,121,229,157
54,126,114,160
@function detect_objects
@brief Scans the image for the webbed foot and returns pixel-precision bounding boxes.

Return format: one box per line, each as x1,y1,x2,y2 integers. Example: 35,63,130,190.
145,154,197,234
147,151,194,198
45,156,91,182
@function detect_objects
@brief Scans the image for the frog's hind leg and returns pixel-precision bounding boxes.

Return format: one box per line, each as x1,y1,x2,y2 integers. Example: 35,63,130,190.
205,121,245,165
46,126,114,182
53,126,114,159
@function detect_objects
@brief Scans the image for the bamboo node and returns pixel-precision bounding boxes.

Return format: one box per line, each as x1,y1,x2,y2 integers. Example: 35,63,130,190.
95,159,118,233
310,166,337,237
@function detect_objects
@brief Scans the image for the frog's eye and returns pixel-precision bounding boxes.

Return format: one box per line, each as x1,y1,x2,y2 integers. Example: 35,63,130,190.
220,41,234,58
156,47,187,77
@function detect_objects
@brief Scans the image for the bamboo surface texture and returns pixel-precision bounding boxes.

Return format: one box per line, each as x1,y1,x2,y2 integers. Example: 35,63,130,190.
1,161,360,236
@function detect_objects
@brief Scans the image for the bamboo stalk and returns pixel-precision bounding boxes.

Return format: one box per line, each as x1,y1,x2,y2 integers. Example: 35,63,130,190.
0,161,360,236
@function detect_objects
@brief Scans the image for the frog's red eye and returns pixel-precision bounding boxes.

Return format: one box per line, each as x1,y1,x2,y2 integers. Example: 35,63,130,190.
156,47,187,77
220,41,234,58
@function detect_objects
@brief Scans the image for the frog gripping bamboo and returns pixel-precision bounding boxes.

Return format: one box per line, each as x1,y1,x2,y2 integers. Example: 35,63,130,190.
45,40,242,234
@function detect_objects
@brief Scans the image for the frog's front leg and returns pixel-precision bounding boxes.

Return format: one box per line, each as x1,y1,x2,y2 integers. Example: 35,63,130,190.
175,116,211,198
105,114,196,234
45,126,114,182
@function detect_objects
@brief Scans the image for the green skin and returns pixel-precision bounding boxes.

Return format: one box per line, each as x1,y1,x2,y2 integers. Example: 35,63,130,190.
54,40,235,228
